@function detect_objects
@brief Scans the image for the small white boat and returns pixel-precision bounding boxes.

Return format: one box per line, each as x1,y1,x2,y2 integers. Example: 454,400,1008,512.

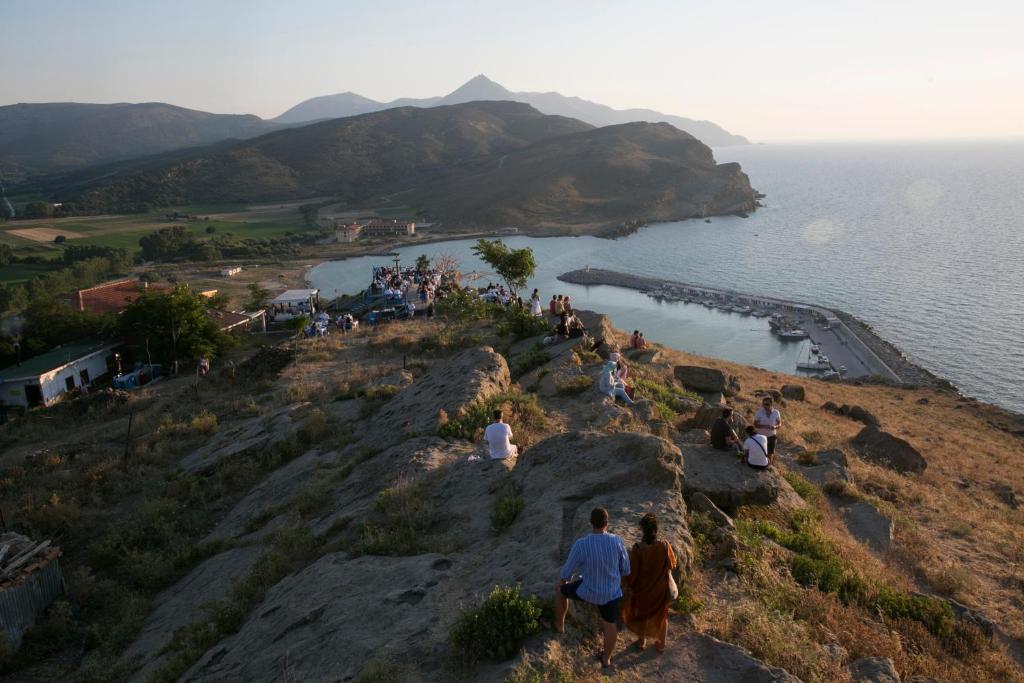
777,328,809,340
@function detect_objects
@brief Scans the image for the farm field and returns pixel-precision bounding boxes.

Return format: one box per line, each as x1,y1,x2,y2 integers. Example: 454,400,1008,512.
1,201,315,257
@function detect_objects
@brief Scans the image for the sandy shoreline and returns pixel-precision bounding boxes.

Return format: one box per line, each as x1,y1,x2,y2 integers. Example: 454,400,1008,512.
558,268,955,391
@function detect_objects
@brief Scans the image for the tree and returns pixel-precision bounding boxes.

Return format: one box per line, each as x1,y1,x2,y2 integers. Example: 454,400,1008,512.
415,254,431,272
246,282,270,310
53,235,67,244
22,202,55,219
471,239,536,298
138,226,199,261
18,296,117,358
205,225,216,234
0,244,13,267
120,284,235,367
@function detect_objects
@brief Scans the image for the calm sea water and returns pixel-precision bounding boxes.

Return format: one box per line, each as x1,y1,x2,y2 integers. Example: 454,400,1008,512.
309,141,1024,414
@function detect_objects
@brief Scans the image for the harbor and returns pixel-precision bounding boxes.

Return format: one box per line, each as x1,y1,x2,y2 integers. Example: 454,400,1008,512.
558,268,949,387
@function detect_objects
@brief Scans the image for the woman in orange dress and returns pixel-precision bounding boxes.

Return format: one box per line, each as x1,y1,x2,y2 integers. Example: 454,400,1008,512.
621,512,677,652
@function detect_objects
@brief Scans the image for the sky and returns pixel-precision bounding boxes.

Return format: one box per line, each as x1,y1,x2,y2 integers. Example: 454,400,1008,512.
3,0,1022,141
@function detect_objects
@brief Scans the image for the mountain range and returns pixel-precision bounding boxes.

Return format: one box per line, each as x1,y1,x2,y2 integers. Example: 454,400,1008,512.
275,74,749,147
0,76,748,182
51,101,755,234
0,102,271,182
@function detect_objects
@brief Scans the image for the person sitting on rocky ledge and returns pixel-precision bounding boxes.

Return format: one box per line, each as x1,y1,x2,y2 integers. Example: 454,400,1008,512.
710,408,741,454
554,507,630,669
484,409,517,460
630,330,648,350
549,294,558,316
599,361,635,405
742,425,770,469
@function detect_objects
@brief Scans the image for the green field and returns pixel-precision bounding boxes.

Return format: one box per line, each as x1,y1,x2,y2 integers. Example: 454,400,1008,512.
2,202,313,258
0,262,61,285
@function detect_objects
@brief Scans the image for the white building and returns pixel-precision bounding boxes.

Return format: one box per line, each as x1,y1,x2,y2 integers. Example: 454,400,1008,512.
220,266,243,277
0,340,118,408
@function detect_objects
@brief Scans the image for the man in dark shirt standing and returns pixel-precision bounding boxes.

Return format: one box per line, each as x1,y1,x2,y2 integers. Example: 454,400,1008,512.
710,407,741,454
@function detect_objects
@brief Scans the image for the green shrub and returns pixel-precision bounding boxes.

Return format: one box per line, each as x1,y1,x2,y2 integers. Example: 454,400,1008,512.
796,450,818,466
512,343,551,379
189,411,218,435
633,379,700,419
439,392,545,441
673,583,704,615
554,375,593,395
451,585,542,665
783,472,821,503
746,514,955,639
492,495,525,534
496,306,549,339
356,478,440,556
435,289,490,321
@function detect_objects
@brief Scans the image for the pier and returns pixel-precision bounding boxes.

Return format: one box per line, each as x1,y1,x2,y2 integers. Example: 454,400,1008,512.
558,268,941,386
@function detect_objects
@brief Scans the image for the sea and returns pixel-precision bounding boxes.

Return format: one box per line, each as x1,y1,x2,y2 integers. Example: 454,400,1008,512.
308,140,1024,414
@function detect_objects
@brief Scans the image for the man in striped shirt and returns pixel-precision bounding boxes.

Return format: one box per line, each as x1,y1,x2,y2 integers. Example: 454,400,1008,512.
554,507,631,668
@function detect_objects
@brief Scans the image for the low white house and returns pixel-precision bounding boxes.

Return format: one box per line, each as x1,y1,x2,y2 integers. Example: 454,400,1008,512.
0,340,117,408
220,266,243,277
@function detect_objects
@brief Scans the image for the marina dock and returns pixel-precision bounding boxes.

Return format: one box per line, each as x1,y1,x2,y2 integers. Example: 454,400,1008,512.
558,268,947,387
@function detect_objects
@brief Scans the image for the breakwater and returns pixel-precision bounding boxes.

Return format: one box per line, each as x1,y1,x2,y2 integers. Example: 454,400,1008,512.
558,268,951,389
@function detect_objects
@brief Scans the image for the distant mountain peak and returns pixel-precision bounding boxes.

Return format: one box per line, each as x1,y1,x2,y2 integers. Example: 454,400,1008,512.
440,74,514,104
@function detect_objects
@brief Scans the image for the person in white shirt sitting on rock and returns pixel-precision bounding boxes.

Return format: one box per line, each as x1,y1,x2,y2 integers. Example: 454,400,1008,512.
484,409,518,460
742,426,771,470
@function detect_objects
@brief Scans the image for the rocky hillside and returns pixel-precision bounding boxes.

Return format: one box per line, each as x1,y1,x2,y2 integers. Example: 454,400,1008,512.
42,101,756,232
0,308,1021,682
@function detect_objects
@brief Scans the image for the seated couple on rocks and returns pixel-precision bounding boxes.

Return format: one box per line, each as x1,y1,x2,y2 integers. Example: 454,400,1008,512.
554,508,678,668
710,407,777,469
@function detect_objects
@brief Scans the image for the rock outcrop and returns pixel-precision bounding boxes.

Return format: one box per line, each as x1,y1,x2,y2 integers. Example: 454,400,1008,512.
849,656,901,682
840,501,893,553
179,403,307,473
678,443,803,511
367,346,510,447
624,632,802,682
123,546,262,681
177,431,695,681
780,384,805,401
851,426,927,474
671,366,737,397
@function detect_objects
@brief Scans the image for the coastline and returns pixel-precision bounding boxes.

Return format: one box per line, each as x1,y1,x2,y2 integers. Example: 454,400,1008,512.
558,268,956,391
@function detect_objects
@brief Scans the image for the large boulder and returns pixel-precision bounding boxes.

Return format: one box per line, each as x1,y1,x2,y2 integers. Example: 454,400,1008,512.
780,384,805,401
674,365,727,393
849,405,880,427
851,426,927,474
679,443,799,511
692,403,747,436
849,657,901,683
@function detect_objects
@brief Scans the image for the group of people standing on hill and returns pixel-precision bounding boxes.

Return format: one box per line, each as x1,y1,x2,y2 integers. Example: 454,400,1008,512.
710,396,783,468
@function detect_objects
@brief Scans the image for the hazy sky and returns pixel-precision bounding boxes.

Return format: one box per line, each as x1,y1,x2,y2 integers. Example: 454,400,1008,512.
3,0,1022,141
